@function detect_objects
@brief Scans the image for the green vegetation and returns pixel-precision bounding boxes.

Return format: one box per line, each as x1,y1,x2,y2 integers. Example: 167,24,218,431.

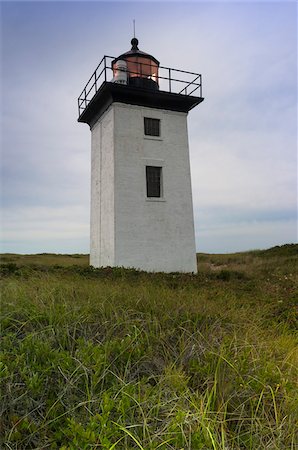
1,245,297,449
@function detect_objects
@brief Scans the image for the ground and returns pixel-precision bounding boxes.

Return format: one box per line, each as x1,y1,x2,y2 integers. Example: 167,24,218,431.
0,245,297,449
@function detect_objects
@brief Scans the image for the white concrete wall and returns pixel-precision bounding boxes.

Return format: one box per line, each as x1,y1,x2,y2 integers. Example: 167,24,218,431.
90,106,115,267
90,102,197,273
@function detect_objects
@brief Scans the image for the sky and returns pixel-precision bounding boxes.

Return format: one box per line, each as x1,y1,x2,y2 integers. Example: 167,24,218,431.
1,0,297,254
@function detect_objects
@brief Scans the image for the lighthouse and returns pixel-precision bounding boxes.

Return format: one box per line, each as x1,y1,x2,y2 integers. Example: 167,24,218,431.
78,38,203,273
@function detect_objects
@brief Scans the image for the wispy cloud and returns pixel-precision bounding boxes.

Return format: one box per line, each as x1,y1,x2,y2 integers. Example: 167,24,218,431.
1,1,296,253
1,205,89,253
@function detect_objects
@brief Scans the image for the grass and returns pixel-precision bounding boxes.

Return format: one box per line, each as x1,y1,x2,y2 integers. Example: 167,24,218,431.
0,244,297,449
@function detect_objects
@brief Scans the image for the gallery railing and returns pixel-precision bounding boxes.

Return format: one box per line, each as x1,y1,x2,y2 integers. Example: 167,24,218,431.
78,55,202,118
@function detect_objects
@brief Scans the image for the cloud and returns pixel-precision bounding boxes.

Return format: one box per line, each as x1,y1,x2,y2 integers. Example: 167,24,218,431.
1,1,297,254
1,205,89,253
196,219,296,254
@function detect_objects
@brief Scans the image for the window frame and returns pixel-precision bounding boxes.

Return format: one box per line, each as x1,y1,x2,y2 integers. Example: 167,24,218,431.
144,117,161,138
146,165,163,199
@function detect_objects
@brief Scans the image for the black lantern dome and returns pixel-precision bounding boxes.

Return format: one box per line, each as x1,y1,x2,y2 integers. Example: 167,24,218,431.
112,38,160,90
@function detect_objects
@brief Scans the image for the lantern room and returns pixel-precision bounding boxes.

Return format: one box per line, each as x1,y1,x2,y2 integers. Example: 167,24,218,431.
77,37,203,125
112,38,159,90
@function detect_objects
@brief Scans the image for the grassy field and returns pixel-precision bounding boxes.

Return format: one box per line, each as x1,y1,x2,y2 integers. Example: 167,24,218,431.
0,245,297,449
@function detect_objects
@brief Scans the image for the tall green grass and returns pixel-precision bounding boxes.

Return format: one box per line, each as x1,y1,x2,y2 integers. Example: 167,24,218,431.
1,245,297,449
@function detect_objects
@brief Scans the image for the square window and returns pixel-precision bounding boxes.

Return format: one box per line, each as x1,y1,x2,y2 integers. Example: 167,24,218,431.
146,166,162,198
144,117,160,137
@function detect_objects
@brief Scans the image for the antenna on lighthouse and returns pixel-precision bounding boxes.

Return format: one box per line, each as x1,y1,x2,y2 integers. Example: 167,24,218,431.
133,19,136,38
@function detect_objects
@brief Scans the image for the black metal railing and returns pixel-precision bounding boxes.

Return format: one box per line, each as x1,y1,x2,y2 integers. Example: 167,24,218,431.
78,56,202,117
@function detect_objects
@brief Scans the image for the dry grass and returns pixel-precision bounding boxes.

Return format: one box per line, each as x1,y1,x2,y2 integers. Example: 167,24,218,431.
1,244,297,449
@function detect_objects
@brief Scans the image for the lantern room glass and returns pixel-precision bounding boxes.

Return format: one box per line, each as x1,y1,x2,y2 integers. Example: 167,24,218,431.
113,56,159,85
125,56,159,84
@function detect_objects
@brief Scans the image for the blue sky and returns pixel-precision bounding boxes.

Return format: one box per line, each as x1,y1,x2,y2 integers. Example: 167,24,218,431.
1,1,297,254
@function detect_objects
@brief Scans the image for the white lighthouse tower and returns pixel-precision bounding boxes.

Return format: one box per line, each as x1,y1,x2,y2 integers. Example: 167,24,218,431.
78,38,203,273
